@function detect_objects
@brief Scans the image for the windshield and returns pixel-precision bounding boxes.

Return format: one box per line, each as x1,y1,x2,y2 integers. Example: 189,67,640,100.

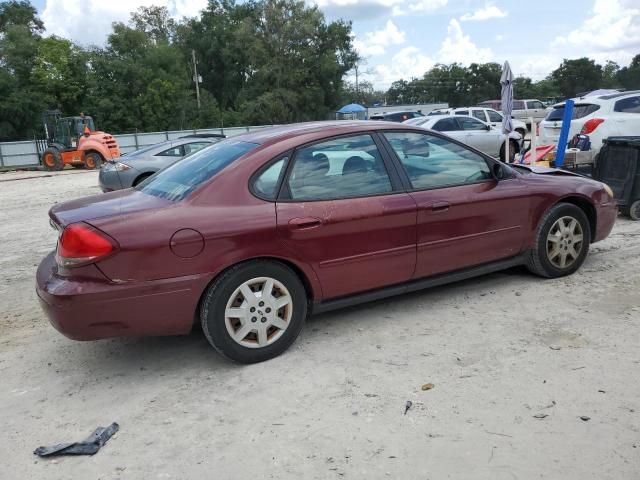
136,140,258,201
545,103,600,121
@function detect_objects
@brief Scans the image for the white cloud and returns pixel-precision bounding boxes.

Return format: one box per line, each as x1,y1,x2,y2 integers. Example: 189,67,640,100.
460,3,507,22
312,0,447,19
41,0,207,46
553,0,640,52
438,19,493,65
372,46,435,86
353,20,405,56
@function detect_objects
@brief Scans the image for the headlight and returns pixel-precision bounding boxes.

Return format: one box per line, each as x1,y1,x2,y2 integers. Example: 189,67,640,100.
602,183,614,198
114,162,132,172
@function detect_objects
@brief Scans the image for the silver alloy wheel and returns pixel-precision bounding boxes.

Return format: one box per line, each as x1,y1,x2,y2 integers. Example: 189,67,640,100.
546,216,584,269
224,277,293,348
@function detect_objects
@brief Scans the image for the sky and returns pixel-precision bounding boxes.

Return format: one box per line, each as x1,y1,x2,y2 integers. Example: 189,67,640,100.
29,0,640,89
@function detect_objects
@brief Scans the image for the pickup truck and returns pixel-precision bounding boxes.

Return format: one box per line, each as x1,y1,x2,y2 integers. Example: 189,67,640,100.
477,99,549,125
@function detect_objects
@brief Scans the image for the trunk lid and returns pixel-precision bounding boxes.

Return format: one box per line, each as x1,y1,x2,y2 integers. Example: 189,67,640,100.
49,189,172,228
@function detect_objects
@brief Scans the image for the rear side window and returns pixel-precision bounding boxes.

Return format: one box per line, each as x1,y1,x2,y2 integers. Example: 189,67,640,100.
471,110,486,121
137,140,258,201
614,96,640,113
432,118,459,132
455,110,469,116
528,101,545,109
285,134,392,201
513,100,525,110
252,157,287,200
545,103,600,121
458,117,487,131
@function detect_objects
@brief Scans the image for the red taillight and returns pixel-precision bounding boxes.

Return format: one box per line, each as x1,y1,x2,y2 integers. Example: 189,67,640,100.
581,118,605,135
57,223,114,267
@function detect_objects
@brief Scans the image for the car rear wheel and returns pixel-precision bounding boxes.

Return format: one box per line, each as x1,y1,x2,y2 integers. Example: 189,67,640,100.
526,203,590,278
200,260,307,363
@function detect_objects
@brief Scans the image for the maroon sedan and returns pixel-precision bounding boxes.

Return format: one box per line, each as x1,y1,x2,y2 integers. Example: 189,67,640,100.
37,122,617,363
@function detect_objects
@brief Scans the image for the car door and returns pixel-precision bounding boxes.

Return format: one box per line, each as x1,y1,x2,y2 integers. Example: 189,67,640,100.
431,117,467,143
611,95,640,137
458,116,500,157
471,109,489,123
380,130,530,278
486,109,504,129
275,133,417,299
527,101,546,121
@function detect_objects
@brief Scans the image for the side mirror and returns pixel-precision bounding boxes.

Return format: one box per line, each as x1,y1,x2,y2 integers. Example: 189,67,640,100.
486,124,491,131
492,162,505,180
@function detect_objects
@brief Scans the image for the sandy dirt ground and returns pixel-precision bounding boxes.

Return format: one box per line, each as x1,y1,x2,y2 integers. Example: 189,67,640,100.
0,170,639,479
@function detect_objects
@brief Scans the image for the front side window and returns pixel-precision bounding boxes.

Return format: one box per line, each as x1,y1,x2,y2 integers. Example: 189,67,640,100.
286,134,392,201
487,110,503,122
137,140,258,201
529,101,545,109
183,142,211,156
157,145,184,157
614,96,640,113
383,131,492,190
459,117,487,131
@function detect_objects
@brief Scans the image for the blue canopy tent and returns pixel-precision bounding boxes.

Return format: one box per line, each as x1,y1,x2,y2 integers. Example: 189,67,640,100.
336,103,366,120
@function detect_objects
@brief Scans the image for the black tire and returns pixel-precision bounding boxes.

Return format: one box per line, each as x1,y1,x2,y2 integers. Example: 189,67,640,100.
500,139,519,163
629,200,640,221
200,260,307,363
84,152,103,170
133,173,153,186
526,203,591,278
41,147,63,171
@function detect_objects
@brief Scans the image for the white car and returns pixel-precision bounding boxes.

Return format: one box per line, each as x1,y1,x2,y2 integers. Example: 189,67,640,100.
477,99,549,124
409,114,523,161
538,90,640,158
428,107,528,138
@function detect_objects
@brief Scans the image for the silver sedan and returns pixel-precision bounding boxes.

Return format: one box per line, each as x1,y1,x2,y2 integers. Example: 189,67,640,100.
99,135,224,192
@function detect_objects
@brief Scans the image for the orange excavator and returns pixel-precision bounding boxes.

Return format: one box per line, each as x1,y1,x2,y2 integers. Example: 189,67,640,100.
38,111,121,170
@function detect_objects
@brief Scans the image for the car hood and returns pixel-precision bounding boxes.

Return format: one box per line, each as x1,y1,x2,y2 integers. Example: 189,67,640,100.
49,188,172,227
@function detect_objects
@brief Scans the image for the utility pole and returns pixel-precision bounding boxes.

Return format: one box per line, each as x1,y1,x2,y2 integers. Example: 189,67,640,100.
192,49,201,110
355,63,359,103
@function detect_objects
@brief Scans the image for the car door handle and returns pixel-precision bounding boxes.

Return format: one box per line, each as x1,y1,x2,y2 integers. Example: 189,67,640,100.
429,202,450,212
288,217,322,229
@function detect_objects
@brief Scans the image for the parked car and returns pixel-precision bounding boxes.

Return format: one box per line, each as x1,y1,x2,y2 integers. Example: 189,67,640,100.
369,111,424,122
477,99,548,124
98,134,225,191
37,121,617,363
409,114,523,161
425,107,527,138
538,91,640,159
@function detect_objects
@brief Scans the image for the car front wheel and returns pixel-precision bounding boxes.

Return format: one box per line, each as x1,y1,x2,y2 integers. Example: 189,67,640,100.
200,260,307,363
526,203,590,278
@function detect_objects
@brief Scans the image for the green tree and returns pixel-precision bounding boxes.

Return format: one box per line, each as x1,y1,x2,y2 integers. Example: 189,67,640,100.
617,54,640,90
550,58,603,98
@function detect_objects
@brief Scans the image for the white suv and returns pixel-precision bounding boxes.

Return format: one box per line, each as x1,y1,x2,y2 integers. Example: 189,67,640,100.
538,91,640,157
427,107,528,138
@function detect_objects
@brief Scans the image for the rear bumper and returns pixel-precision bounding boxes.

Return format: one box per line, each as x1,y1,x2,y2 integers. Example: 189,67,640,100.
36,252,211,340
594,201,618,242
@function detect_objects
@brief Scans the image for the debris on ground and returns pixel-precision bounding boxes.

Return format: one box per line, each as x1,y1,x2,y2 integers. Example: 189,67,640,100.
421,383,434,391
549,345,562,350
541,401,556,410
580,416,591,422
34,423,119,457
533,414,548,419
404,401,413,415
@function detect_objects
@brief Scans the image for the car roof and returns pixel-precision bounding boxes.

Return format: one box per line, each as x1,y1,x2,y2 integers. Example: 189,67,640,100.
551,90,640,108
229,121,418,146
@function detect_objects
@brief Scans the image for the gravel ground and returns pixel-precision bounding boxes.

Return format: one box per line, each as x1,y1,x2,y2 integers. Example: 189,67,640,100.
1,170,639,479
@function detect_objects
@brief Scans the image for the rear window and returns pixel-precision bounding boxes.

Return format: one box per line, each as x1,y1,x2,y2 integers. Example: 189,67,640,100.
137,140,258,201
545,103,600,121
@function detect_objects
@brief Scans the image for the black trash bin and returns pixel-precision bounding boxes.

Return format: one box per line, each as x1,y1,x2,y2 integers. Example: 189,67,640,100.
593,136,640,220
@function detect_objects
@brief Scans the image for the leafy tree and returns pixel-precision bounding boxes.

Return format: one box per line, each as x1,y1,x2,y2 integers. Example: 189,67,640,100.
550,58,603,98
617,54,640,90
